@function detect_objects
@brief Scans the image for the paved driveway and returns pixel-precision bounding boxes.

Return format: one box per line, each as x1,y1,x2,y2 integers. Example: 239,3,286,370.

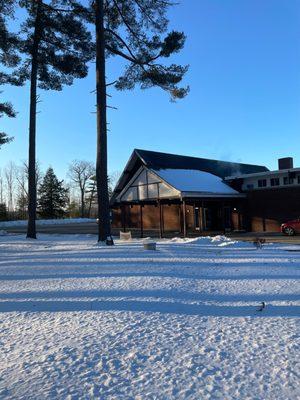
4,223,300,244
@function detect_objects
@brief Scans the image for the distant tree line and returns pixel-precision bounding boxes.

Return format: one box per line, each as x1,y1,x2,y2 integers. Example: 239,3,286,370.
0,0,188,243
0,159,119,221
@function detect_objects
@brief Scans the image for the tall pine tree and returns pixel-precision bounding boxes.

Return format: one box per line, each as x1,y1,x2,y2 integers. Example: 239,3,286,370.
77,0,188,243
0,0,22,147
38,167,69,219
12,0,94,238
0,104,14,147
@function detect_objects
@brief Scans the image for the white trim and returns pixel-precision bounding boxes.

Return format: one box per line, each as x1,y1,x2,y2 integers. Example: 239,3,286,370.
225,167,300,180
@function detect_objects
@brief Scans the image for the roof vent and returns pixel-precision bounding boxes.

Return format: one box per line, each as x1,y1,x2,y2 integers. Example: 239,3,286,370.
278,157,293,170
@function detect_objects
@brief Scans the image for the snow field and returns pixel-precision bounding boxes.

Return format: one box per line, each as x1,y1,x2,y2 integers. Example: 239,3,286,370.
0,234,299,399
0,218,95,229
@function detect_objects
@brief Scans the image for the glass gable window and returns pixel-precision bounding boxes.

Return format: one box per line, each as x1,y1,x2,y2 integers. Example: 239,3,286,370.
147,171,160,184
121,186,138,201
119,168,179,202
132,170,147,186
147,183,159,198
159,182,178,198
138,185,148,200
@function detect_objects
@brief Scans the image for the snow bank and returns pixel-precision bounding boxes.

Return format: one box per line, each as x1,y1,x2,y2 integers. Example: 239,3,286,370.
169,235,248,248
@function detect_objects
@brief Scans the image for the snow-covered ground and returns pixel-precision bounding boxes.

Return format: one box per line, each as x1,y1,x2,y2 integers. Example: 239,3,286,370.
0,234,299,399
0,218,95,228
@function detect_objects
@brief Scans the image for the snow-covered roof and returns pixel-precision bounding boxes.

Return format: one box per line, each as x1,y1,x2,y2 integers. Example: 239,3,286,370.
152,169,240,195
110,148,268,204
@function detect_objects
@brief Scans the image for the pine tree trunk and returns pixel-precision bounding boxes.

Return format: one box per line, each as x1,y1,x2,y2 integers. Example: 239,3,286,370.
27,0,42,239
81,189,85,218
95,0,111,243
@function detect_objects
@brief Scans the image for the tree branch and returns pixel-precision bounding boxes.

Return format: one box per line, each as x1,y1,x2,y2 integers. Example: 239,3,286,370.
111,0,146,46
105,28,138,62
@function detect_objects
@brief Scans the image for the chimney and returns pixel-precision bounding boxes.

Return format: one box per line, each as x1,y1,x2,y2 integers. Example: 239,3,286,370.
278,157,294,170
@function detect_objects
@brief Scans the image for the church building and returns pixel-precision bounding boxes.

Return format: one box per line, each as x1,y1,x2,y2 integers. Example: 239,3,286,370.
111,149,298,237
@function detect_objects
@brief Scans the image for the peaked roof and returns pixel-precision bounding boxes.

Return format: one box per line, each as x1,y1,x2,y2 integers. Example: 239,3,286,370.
111,149,269,203
135,149,268,177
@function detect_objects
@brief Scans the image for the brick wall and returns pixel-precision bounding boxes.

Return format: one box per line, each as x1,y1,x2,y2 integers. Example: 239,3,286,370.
247,187,300,232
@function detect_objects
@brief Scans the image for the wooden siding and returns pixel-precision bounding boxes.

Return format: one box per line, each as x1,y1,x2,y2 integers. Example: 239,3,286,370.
113,202,243,234
142,205,160,230
112,207,122,228
112,198,271,236
162,204,181,232
126,205,141,228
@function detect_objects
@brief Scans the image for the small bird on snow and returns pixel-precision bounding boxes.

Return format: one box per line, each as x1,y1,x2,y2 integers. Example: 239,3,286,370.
257,302,266,312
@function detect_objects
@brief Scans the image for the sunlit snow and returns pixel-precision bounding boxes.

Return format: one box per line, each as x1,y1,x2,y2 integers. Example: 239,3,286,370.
0,234,299,399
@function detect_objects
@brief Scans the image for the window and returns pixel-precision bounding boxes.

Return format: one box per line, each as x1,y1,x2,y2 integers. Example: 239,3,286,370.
298,176,300,184
270,178,280,187
158,182,178,198
194,207,200,230
284,176,294,185
121,186,138,201
139,185,148,200
147,183,159,198
132,170,147,186
246,184,254,190
258,179,267,188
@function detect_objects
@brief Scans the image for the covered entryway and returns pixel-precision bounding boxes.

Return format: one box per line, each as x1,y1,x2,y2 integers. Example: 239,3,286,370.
112,197,246,238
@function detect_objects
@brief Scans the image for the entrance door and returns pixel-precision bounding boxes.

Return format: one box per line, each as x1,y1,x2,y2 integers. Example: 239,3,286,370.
224,206,232,231
203,205,223,231
203,208,212,230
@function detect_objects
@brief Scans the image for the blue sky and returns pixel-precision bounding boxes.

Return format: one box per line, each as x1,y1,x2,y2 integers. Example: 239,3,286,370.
1,0,300,179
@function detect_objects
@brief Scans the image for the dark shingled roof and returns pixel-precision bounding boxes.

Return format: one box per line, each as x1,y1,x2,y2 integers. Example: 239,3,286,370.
135,149,269,178
110,149,269,204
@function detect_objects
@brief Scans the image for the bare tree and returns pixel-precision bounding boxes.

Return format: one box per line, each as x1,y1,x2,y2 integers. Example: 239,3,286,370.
15,164,27,218
109,170,121,194
85,178,95,218
14,161,43,215
15,163,27,197
68,160,95,218
4,161,15,212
